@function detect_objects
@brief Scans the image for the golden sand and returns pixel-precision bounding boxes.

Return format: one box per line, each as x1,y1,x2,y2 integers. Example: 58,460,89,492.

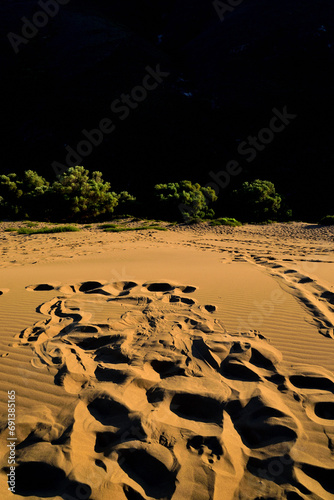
0,222,333,499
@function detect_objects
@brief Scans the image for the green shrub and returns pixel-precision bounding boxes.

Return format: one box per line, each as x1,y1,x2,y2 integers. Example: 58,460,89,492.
0,171,49,219
4,228,17,232
138,226,167,231
49,167,129,221
211,217,242,227
24,221,39,227
17,226,80,235
320,215,334,225
98,223,118,229
232,179,282,222
154,180,217,222
0,167,137,222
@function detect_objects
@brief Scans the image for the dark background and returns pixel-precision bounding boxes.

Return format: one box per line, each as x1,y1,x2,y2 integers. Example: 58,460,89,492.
1,0,334,219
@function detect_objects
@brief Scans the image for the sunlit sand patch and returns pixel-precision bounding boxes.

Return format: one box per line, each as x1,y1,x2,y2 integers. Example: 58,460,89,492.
1,279,333,499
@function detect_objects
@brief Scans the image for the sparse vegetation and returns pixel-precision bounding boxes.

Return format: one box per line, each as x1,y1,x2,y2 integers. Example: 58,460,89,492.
98,223,118,229
320,215,334,225
210,217,242,227
17,226,80,235
24,221,39,227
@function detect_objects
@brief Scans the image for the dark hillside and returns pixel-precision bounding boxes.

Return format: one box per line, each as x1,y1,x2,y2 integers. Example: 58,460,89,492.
1,0,334,218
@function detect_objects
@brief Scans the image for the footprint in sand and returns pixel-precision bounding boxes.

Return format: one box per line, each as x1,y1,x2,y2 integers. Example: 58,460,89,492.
26,283,58,291
4,279,334,500
314,401,334,420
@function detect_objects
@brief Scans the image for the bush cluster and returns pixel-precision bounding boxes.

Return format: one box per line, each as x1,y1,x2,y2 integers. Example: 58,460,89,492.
0,167,298,223
154,180,217,222
0,167,134,222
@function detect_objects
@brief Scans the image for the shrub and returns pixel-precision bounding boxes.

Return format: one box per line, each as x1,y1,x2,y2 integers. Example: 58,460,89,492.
320,215,334,225
49,167,117,220
17,226,80,235
154,180,217,222
0,167,136,221
0,171,49,219
98,223,118,229
115,191,136,216
0,174,20,218
211,217,242,227
24,221,38,226
232,179,282,222
48,167,136,221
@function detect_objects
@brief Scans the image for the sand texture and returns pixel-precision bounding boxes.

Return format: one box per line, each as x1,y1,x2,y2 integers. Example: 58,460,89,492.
0,222,333,499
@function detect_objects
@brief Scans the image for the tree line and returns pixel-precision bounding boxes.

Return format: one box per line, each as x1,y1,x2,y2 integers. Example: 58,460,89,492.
0,166,330,224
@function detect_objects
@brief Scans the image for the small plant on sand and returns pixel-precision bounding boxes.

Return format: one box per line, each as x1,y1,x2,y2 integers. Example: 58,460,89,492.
24,221,39,227
210,217,242,227
98,223,118,229
137,225,167,231
17,226,80,235
320,215,334,225
4,228,17,232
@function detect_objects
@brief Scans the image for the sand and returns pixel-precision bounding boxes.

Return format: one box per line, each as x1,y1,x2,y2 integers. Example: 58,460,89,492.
0,221,333,499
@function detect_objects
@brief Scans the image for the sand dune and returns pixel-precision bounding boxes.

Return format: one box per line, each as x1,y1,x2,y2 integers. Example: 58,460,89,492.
0,222,333,499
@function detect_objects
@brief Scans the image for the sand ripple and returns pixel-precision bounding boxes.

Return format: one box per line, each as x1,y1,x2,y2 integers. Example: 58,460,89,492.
1,280,334,499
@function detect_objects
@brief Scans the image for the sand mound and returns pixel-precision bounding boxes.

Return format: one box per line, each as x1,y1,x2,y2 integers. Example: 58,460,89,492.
1,279,333,499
